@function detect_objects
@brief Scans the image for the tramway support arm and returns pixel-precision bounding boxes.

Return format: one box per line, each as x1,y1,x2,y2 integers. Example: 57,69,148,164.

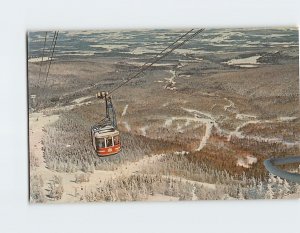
96,91,117,128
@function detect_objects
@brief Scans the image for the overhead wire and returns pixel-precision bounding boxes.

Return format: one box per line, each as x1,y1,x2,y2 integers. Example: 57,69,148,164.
36,31,58,108
108,28,204,95
134,29,194,73
34,29,202,109
36,31,48,88
42,31,58,91
117,29,194,84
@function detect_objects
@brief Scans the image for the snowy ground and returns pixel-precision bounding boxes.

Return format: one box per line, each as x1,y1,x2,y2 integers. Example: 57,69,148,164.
30,107,218,203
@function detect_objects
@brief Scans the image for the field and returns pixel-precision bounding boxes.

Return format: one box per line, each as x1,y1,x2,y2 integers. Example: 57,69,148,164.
28,28,300,203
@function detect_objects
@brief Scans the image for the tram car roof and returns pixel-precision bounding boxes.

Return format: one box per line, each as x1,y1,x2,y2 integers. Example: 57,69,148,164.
92,124,119,138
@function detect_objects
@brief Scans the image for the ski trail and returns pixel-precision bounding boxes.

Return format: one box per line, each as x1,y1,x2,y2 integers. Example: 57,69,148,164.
221,98,298,146
71,96,93,104
224,98,238,114
182,108,219,151
140,125,149,136
164,118,173,127
164,70,177,90
162,108,221,152
176,123,184,133
123,121,131,131
196,122,214,151
122,104,129,116
228,119,299,146
236,114,257,120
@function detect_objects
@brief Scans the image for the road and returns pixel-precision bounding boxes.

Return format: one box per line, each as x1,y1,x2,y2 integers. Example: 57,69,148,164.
264,156,300,183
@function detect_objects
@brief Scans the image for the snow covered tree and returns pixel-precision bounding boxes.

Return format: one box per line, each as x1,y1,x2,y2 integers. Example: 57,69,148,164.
268,173,277,184
257,181,265,199
265,183,274,199
48,175,64,200
295,184,300,194
30,175,45,203
237,187,245,200
282,180,291,197
274,176,284,198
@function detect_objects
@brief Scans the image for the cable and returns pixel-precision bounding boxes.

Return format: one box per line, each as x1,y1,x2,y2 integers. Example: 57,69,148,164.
135,29,194,73
40,31,58,97
36,31,48,88
108,29,200,95
57,29,203,103
111,29,193,90
108,28,204,95
35,31,58,109
36,31,57,108
122,29,194,85
43,31,58,90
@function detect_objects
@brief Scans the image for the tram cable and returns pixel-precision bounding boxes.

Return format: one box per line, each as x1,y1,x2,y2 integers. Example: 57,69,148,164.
35,31,58,108
42,31,58,92
36,31,48,88
92,28,204,156
133,29,194,73
108,28,204,95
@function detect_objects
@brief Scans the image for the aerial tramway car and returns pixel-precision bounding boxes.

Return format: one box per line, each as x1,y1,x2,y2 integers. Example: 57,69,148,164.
91,92,121,156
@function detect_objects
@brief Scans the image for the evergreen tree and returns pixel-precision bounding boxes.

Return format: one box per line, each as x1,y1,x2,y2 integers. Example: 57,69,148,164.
282,180,291,197
268,173,277,184
275,176,284,198
265,183,274,199
257,181,265,199
237,187,244,200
